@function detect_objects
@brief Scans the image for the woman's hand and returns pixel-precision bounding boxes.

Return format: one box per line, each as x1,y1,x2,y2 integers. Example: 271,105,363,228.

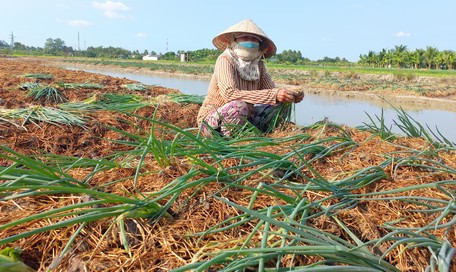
293,90,304,103
276,89,295,103
276,89,304,103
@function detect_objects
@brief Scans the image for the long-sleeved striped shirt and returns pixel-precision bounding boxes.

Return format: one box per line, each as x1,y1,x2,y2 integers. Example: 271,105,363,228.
197,50,280,125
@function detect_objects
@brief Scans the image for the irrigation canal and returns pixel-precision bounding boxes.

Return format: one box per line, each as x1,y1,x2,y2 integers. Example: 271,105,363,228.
66,66,456,143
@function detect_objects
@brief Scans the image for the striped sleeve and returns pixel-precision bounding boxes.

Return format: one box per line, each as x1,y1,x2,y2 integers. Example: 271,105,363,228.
259,61,276,90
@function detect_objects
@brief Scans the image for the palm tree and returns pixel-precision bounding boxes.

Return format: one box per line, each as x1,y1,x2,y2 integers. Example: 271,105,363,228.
409,49,424,69
378,48,387,67
358,54,368,66
433,51,443,70
382,50,394,68
423,46,438,69
453,51,456,70
367,50,378,67
392,44,408,68
440,50,454,70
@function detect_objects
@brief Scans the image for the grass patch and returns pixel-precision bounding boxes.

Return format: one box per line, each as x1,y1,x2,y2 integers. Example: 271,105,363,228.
0,106,86,127
18,82,41,90
60,82,105,89
121,83,149,91
27,85,67,103
23,73,53,80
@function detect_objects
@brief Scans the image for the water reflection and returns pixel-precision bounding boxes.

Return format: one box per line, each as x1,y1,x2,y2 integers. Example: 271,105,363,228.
295,95,456,138
66,66,455,142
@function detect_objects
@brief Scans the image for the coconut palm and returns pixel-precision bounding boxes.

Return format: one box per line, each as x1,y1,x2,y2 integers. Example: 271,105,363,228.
453,51,456,70
366,50,378,67
423,46,438,69
392,44,408,68
358,54,368,66
409,51,420,69
433,51,444,70
377,48,387,67
382,49,394,68
409,49,426,69
440,50,454,70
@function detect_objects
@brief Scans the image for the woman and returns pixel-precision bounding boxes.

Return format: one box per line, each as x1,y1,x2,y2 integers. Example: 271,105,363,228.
197,19,304,138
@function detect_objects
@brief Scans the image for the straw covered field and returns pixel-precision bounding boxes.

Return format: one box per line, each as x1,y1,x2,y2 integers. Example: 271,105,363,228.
0,56,454,272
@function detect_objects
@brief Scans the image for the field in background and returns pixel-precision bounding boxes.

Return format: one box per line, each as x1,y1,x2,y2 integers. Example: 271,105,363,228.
56,57,456,100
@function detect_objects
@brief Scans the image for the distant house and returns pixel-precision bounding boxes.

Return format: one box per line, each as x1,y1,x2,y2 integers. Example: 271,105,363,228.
180,53,188,62
143,54,160,61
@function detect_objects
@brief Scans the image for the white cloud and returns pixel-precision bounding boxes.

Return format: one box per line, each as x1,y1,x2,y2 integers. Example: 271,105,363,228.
68,20,93,27
92,1,131,19
395,31,411,38
136,32,147,38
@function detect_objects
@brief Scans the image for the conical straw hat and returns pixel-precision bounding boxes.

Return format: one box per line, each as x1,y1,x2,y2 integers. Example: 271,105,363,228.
212,19,277,58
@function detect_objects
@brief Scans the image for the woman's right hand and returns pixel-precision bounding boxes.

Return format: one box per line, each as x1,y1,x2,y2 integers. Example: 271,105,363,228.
276,89,296,103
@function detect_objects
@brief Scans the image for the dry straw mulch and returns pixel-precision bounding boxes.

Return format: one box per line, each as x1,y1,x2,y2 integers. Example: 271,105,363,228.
0,57,454,272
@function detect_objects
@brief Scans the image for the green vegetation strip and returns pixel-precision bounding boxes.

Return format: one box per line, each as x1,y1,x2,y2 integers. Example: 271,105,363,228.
121,83,148,91
60,82,105,89
0,93,204,128
23,73,53,79
0,106,86,127
61,58,456,78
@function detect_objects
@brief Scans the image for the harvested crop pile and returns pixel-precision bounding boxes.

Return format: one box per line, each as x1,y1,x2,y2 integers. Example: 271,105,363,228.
0,57,454,272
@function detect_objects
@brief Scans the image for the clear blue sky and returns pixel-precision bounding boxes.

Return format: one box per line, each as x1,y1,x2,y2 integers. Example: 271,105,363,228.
2,0,455,62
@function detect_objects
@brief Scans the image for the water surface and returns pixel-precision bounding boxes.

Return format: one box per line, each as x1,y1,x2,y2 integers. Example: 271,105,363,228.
67,66,456,143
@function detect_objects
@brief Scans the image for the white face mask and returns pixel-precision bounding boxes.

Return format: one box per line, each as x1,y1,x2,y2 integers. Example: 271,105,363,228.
231,42,261,61
226,47,261,81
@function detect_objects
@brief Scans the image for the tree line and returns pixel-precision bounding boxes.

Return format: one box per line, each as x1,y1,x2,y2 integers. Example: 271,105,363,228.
358,45,455,70
1,37,455,69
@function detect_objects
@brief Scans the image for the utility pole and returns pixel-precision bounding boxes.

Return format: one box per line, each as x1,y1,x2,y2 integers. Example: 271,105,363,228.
166,38,168,52
9,31,15,48
78,32,80,51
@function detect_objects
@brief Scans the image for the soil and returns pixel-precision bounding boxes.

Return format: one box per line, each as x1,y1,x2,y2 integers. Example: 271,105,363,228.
0,56,454,272
0,56,197,158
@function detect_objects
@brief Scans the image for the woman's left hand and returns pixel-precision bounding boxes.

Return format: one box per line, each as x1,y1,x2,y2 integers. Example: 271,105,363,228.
276,89,296,103
293,91,304,103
